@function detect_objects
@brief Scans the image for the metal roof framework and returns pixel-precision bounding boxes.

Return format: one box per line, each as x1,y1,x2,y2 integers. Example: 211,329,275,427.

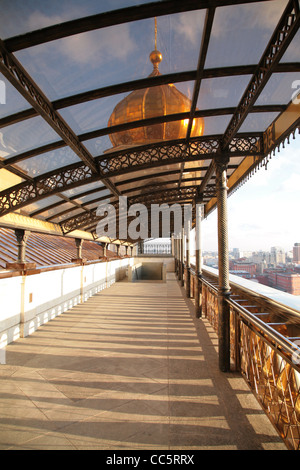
0,0,299,245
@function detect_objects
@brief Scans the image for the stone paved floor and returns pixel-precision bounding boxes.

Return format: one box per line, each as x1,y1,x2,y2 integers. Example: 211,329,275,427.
0,273,286,450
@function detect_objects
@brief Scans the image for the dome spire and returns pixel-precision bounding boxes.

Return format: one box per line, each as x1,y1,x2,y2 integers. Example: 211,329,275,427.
149,17,162,73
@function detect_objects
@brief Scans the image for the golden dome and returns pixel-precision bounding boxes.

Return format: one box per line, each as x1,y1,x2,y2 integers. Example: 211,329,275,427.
108,50,204,148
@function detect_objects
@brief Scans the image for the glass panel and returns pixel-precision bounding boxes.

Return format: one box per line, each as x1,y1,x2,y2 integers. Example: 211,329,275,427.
84,135,112,157
73,188,111,205
0,169,24,191
0,116,59,159
19,195,62,216
110,162,181,190
15,11,205,100
256,72,300,106
60,80,195,136
59,93,128,135
238,112,280,133
205,0,288,68
0,73,31,118
202,115,232,136
16,147,81,177
280,29,300,62
61,180,106,198
85,199,111,211
41,201,75,219
48,207,86,224
197,76,252,110
0,0,153,39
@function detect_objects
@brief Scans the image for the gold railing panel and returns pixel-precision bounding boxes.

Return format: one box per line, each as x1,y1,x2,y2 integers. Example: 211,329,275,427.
185,267,300,450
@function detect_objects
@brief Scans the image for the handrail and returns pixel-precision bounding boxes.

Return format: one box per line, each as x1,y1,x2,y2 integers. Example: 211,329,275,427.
0,256,132,278
227,296,300,372
190,263,300,320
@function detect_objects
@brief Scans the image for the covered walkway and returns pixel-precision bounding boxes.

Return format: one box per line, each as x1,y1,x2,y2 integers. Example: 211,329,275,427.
0,273,286,450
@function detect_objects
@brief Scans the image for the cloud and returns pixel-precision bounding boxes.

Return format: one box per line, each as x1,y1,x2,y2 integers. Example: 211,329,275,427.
26,11,137,67
211,0,286,38
175,10,205,46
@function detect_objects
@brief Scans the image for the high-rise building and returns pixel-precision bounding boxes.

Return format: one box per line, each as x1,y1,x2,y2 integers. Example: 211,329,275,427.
293,243,300,264
270,246,286,265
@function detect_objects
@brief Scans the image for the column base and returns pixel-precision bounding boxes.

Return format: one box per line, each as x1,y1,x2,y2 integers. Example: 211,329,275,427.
6,262,36,270
71,258,87,265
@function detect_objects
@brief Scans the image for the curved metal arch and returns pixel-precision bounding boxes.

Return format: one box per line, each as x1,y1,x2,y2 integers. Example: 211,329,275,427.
3,0,265,52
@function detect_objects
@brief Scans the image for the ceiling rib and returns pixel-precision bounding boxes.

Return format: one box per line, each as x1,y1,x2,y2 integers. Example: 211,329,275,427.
2,62,296,131
178,7,215,187
0,135,262,217
3,0,270,52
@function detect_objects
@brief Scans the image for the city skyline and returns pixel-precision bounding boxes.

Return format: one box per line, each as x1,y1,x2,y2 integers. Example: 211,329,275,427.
201,133,300,253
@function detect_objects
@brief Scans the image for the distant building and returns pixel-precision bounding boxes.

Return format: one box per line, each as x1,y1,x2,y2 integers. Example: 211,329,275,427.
269,272,300,296
270,246,286,265
293,243,300,264
230,270,251,279
232,248,241,259
231,259,257,276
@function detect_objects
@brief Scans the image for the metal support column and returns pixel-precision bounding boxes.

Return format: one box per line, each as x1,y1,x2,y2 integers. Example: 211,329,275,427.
194,200,202,318
178,236,182,280
181,227,185,286
6,229,37,271
186,220,191,297
103,242,107,258
15,229,29,264
75,238,83,259
215,156,231,372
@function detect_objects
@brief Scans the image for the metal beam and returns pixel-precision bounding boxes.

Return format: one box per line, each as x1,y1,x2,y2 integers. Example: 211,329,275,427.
0,135,262,217
179,7,215,187
4,0,273,52
2,62,296,130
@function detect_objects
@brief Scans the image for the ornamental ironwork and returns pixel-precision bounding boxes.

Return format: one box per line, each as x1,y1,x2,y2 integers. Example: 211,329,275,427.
222,0,299,149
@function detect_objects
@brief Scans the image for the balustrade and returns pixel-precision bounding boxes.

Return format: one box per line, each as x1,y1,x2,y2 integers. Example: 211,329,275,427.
180,264,300,450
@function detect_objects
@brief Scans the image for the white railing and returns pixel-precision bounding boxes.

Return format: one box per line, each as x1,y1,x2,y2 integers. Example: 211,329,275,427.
0,257,133,350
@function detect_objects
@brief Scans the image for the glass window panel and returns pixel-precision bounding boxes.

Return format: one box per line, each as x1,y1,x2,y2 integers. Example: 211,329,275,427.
73,189,111,205
60,93,128,135
85,199,111,211
205,0,287,68
19,195,62,216
15,12,205,100
0,0,152,38
61,180,105,198
239,112,280,133
84,135,114,157
202,115,232,136
39,201,75,219
0,73,31,118
0,116,60,159
256,72,300,106
197,76,252,110
60,80,195,136
0,169,24,191
49,207,86,224
280,29,300,63
16,147,81,177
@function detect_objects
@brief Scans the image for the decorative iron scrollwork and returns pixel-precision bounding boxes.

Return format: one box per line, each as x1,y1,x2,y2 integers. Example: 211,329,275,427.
222,1,299,148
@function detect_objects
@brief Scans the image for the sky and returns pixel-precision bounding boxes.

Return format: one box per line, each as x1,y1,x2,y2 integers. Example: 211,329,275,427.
200,133,300,254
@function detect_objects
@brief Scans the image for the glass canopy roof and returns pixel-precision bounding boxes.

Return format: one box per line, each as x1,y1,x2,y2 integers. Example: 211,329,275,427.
0,0,299,243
